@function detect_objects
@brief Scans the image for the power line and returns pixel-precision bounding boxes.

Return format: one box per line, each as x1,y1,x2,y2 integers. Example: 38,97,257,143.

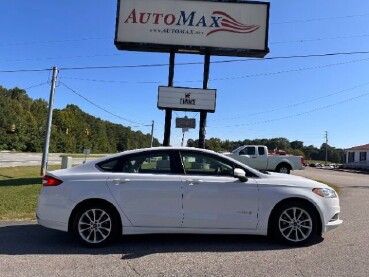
61,76,162,84
0,68,52,73
3,34,369,63
271,34,369,45
0,37,110,47
271,13,369,25
60,82,148,126
61,56,369,85
2,33,369,64
2,51,369,74
210,80,369,122
1,53,124,63
24,82,49,90
0,13,367,48
208,57,369,82
209,90,369,129
2,50,369,73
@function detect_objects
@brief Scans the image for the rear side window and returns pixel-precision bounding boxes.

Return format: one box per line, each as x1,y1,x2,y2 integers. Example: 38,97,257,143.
258,147,265,155
122,152,172,174
97,158,121,172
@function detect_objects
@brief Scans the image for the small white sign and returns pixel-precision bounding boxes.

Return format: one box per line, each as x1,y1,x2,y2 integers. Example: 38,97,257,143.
158,86,216,112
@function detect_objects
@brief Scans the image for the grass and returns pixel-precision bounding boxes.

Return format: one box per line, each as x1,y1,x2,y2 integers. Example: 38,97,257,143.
0,165,59,220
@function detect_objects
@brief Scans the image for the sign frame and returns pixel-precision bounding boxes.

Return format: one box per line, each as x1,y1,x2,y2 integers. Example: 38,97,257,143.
115,0,270,58
158,86,216,112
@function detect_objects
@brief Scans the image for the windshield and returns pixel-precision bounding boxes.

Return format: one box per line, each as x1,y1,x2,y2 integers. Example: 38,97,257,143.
232,146,244,154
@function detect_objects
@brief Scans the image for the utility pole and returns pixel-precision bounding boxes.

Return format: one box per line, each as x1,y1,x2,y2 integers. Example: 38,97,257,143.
325,131,328,165
41,67,58,176
150,120,155,147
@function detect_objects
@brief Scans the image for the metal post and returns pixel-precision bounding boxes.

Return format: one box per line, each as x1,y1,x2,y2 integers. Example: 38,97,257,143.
325,131,328,165
150,120,155,147
181,131,185,147
163,51,175,146
198,52,210,149
41,67,58,176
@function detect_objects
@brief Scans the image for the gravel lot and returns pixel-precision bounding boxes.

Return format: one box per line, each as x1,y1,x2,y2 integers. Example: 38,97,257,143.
0,167,368,276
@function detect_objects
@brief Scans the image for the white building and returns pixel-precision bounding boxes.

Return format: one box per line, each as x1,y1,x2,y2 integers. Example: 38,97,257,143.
344,144,369,169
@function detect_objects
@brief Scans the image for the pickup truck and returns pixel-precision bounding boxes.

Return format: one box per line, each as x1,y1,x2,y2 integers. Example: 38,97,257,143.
224,145,304,174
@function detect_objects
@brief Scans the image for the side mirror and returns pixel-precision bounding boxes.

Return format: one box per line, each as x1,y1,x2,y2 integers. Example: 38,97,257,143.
234,168,248,182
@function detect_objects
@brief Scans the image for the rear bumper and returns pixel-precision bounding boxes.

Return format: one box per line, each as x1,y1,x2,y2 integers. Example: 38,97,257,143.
36,213,68,232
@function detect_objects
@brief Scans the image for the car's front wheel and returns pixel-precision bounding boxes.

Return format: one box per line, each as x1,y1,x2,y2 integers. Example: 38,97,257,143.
272,202,318,245
73,203,120,247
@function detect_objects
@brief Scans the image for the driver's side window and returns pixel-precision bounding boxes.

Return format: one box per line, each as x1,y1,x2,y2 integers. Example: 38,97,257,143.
239,147,255,156
180,152,234,177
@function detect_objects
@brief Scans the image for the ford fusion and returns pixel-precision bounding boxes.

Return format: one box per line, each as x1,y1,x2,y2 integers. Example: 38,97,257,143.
36,147,342,247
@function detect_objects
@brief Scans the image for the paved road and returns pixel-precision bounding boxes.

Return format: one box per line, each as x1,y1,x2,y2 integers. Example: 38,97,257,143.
293,166,369,188
0,168,368,276
0,152,97,168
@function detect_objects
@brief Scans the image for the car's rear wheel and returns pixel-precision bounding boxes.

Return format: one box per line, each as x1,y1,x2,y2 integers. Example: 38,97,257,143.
276,164,291,174
272,202,318,245
73,204,120,247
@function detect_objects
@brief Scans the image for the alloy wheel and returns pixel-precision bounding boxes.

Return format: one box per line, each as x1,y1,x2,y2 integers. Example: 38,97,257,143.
278,207,313,242
78,208,112,244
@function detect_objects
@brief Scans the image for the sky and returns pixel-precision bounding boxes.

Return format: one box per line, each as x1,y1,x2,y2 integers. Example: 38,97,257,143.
1,0,369,150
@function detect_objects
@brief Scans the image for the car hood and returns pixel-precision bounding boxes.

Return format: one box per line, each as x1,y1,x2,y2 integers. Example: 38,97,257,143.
260,172,332,189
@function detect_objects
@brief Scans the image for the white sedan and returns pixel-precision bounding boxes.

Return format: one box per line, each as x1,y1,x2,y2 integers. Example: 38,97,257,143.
36,147,342,247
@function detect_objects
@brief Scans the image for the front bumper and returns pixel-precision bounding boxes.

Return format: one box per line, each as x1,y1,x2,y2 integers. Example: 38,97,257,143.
324,218,343,232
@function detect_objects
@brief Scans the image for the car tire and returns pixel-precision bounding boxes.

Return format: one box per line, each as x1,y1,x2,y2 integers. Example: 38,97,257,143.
276,164,291,174
271,201,318,246
73,203,121,247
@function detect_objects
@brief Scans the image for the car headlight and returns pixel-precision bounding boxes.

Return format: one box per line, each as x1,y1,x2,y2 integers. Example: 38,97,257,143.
312,188,337,198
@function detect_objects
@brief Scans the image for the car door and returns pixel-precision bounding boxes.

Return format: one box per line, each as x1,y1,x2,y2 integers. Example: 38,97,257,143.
179,151,259,230
104,150,183,228
238,146,267,170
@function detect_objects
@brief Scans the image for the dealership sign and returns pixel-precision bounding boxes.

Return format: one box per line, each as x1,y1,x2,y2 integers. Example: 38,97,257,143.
115,0,270,57
158,86,216,112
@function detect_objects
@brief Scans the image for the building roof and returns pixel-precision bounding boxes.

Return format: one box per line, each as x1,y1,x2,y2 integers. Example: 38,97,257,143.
347,144,369,151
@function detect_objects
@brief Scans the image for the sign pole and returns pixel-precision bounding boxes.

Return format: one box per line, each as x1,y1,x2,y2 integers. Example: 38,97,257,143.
150,120,155,147
198,52,210,149
163,50,175,146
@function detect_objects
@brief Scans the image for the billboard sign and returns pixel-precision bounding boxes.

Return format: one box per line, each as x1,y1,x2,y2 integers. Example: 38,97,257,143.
115,0,270,57
158,86,216,112
176,117,196,129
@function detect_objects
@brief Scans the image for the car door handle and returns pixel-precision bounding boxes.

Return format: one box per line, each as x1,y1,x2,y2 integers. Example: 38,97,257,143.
112,178,131,185
186,179,204,186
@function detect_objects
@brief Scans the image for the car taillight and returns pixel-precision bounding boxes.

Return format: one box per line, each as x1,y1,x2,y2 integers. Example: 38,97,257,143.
301,157,305,165
42,175,63,186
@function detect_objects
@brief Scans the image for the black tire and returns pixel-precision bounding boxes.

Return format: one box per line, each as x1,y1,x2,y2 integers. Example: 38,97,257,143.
276,163,291,174
73,203,121,247
271,201,318,246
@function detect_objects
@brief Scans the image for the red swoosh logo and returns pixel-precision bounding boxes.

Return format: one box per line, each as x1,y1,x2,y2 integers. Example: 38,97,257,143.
207,11,260,36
